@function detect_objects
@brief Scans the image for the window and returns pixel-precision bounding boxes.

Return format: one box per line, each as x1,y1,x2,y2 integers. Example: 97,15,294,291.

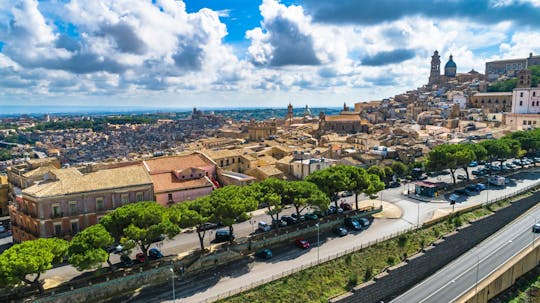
520,92,524,97
534,92,536,97
96,198,104,211
69,201,77,215
52,204,61,217
121,194,129,204
520,101,523,106
136,192,143,202
168,193,173,201
71,221,79,234
524,120,528,125
54,224,62,237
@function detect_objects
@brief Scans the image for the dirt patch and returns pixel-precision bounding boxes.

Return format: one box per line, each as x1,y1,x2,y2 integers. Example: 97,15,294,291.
358,200,402,219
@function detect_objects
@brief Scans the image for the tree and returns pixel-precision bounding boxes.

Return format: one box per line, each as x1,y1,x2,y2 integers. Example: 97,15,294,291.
391,161,408,178
170,197,214,252
339,166,369,210
68,224,114,271
100,201,181,262
383,166,394,184
481,139,512,172
0,238,68,293
210,185,257,241
251,178,287,222
367,166,386,183
288,181,330,216
506,130,540,161
306,166,350,207
454,146,475,181
364,174,385,200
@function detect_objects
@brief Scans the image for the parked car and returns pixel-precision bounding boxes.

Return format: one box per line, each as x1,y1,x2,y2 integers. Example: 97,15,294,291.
455,189,472,196
334,226,348,237
341,191,354,197
340,202,353,211
471,170,480,176
466,185,480,192
214,229,235,243
258,221,272,232
281,216,297,225
418,175,429,180
475,183,487,191
295,238,310,249
151,234,165,243
358,217,371,228
272,218,287,228
0,225,5,233
119,255,134,267
448,193,460,202
457,174,467,180
304,213,319,221
532,223,540,233
291,213,305,222
468,161,478,167
135,253,146,263
344,218,362,231
389,181,401,188
255,248,273,259
328,205,344,215
148,248,164,260
199,222,219,231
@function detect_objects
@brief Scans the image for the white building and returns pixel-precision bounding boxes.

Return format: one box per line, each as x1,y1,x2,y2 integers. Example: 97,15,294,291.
290,158,336,180
449,91,466,109
511,87,540,114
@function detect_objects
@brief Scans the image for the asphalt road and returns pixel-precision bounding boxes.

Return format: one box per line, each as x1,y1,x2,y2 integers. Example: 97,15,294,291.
391,204,540,303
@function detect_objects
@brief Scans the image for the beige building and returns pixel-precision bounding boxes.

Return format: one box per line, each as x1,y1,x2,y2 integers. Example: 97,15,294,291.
7,158,61,189
0,175,8,216
485,53,540,80
247,120,277,141
468,92,512,113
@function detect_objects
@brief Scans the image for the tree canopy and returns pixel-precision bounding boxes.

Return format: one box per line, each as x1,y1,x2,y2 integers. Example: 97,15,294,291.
68,224,114,271
210,185,257,239
0,238,68,293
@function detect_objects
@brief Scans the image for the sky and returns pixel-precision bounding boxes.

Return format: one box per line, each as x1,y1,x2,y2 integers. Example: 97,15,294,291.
0,0,540,109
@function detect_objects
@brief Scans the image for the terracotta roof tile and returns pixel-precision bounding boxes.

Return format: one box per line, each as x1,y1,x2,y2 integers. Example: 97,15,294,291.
151,173,213,193
143,153,213,173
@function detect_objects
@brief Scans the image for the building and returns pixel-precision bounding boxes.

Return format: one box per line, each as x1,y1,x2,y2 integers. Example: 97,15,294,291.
504,69,540,130
485,52,540,80
142,153,217,206
318,104,370,135
9,165,154,243
0,175,8,216
428,50,441,86
247,119,277,141
290,158,336,180
7,158,61,189
468,92,512,113
444,55,457,77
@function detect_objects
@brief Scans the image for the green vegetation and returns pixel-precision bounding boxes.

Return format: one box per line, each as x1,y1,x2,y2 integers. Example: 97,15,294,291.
0,238,68,293
218,201,515,303
28,115,163,132
507,272,540,303
487,66,540,92
68,224,114,271
0,147,12,161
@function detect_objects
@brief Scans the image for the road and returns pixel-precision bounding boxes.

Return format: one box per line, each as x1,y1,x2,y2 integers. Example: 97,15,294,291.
391,202,540,303
40,168,540,289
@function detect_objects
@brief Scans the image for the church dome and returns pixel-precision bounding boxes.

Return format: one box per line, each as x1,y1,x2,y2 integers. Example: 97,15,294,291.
445,55,456,68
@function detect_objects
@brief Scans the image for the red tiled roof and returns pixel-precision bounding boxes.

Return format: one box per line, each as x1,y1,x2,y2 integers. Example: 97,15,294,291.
151,173,213,193
143,153,213,173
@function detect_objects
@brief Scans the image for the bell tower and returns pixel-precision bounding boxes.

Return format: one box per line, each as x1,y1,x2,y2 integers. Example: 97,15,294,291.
428,50,441,86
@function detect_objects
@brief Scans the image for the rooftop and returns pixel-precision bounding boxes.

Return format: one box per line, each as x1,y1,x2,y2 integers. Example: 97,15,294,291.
143,153,214,174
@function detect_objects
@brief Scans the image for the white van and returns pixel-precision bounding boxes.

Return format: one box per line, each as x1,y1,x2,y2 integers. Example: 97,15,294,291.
258,221,271,232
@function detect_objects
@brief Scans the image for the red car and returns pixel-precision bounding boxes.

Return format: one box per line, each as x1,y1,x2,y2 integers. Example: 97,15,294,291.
340,202,352,211
295,238,310,249
135,252,146,263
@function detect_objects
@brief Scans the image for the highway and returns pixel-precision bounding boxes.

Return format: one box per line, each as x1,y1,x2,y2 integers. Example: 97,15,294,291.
391,203,540,303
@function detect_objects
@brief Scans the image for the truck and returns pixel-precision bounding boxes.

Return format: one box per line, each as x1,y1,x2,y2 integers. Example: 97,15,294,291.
488,175,505,186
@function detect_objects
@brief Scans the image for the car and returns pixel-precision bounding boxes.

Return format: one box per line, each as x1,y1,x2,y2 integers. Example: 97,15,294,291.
109,243,124,254
418,175,429,180
272,218,287,228
119,255,134,267
334,226,348,237
358,217,371,228
466,185,480,192
475,183,487,190
534,157,540,163
471,170,480,176
281,216,297,225
455,189,471,196
304,213,319,221
313,210,326,218
258,221,272,232
491,166,501,171
388,181,401,188
214,229,235,243
344,218,362,230
148,248,164,260
135,252,146,263
448,193,460,202
468,161,478,167
478,160,486,165
341,191,354,197
457,174,466,180
0,225,5,233
295,238,310,249
199,222,219,231
327,205,344,215
532,223,540,233
340,202,353,211
254,248,273,259
513,160,522,166
151,234,165,243
291,213,305,222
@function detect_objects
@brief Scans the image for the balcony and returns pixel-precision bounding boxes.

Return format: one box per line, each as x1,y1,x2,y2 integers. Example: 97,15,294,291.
51,212,64,219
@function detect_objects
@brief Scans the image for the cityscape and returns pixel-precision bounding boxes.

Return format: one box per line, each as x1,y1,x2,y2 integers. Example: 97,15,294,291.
1,1,540,303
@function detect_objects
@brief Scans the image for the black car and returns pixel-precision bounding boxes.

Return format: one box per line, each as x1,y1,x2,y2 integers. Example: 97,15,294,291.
281,216,297,225
358,217,371,228
291,213,305,222
198,222,219,231
344,218,362,230
214,229,235,243
254,248,273,259
334,226,348,237
272,219,287,228
304,213,319,221
119,255,134,267
388,181,401,188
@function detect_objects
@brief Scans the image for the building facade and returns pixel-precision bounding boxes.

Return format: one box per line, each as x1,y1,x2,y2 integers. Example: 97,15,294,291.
468,92,512,113
290,158,336,180
142,153,217,206
485,53,540,80
9,165,154,243
247,120,277,141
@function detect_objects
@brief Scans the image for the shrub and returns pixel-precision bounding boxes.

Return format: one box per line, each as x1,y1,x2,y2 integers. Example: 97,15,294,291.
398,235,409,247
387,256,396,266
364,266,373,282
347,273,358,290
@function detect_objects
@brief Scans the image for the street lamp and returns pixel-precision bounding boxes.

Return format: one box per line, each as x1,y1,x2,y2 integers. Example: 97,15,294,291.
169,267,176,302
316,223,320,264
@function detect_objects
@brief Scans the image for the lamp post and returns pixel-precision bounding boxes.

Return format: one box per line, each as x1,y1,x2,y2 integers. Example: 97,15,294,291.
316,223,320,264
169,267,176,302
